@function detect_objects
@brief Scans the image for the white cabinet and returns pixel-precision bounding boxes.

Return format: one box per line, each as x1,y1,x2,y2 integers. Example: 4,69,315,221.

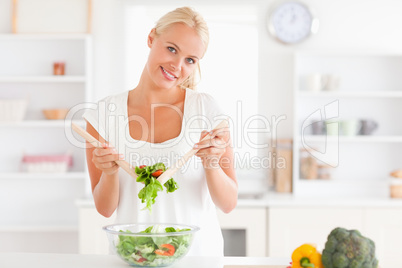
0,34,92,253
267,207,364,257
292,50,402,197
364,208,402,268
78,206,115,254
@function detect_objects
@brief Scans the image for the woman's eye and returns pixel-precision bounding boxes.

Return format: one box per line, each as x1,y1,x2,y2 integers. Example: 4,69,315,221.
186,58,195,64
168,47,176,53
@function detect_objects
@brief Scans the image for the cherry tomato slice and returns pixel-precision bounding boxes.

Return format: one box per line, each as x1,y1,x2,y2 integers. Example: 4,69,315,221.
151,169,163,178
139,165,146,169
155,244,175,256
137,257,147,263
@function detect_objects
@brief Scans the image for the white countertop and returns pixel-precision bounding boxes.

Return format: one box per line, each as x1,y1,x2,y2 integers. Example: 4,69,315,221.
237,192,402,208
0,253,290,268
76,192,402,208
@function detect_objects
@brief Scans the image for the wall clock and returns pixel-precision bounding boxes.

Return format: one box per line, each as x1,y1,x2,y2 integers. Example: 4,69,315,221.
267,1,319,44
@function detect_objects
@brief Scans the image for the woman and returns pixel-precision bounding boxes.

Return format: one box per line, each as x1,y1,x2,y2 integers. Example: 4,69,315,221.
83,7,237,256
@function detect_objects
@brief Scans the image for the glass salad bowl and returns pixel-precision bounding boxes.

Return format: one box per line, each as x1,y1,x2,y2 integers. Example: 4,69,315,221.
103,223,199,267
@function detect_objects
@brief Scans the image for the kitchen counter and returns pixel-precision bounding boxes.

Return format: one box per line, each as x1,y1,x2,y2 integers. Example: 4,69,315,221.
238,192,402,208
0,253,290,268
76,192,402,209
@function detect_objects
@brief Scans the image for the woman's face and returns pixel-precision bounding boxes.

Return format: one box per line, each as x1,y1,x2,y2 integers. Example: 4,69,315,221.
146,23,205,90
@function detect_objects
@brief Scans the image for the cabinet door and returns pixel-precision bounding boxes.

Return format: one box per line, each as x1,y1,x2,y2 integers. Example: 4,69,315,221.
78,207,115,254
268,207,363,257
364,208,402,268
217,208,267,257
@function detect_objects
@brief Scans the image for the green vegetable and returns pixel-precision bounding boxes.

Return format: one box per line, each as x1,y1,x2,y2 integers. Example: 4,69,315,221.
135,163,179,212
322,227,379,268
115,225,192,266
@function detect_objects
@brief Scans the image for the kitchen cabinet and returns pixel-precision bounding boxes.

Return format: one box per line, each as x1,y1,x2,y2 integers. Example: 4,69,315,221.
78,205,115,254
0,34,92,253
292,50,402,197
364,208,402,268
267,207,364,257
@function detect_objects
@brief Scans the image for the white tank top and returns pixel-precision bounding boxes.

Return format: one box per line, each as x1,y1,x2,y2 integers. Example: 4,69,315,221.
83,88,226,256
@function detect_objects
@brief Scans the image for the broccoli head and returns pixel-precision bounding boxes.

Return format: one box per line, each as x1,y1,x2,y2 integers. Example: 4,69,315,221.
322,227,378,268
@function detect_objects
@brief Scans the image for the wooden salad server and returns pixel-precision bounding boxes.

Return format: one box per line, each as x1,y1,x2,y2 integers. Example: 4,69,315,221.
157,118,230,185
71,122,137,179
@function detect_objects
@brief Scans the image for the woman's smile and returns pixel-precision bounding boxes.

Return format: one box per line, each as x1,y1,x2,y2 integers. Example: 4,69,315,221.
161,66,177,81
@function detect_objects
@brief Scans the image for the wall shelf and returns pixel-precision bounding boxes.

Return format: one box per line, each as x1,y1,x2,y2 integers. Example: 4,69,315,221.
0,34,92,238
0,76,86,83
0,172,86,180
298,91,402,98
0,225,78,232
293,50,402,197
0,120,85,128
300,135,402,143
0,33,90,40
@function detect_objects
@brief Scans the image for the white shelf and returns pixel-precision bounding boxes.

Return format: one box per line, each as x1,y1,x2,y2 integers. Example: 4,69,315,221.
0,172,86,180
300,135,402,143
298,91,402,98
0,75,86,83
298,178,388,184
0,33,90,40
0,225,78,232
293,51,402,197
295,48,402,57
0,120,85,128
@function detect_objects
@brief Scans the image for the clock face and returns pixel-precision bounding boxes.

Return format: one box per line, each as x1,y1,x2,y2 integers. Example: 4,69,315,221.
268,1,319,44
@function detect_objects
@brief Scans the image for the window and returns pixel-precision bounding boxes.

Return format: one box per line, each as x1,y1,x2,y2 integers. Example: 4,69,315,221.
124,4,259,167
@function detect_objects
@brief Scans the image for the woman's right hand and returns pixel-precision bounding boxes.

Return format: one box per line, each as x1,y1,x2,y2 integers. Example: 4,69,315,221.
92,143,124,176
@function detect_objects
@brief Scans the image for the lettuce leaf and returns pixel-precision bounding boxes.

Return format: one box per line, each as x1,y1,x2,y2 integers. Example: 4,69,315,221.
135,163,179,213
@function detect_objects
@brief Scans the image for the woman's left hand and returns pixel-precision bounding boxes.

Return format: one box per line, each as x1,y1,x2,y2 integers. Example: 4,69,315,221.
194,126,231,169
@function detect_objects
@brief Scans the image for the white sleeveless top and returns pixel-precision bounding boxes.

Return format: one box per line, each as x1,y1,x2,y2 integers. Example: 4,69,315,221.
83,88,226,256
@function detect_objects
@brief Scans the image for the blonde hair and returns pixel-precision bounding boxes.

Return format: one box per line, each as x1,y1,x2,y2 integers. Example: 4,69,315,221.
154,7,209,90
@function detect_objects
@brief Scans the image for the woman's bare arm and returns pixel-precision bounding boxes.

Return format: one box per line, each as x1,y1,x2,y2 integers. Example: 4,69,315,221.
86,122,122,217
195,129,238,213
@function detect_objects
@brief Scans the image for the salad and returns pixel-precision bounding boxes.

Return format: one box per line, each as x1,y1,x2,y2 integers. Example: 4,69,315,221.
135,163,179,212
116,225,192,267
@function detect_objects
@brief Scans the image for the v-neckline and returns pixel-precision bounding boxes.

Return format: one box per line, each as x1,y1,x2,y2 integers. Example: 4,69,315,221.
125,88,188,145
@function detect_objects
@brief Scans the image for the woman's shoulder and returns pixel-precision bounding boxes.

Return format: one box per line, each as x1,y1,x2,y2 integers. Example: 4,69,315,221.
96,90,129,105
185,88,224,121
186,88,218,107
